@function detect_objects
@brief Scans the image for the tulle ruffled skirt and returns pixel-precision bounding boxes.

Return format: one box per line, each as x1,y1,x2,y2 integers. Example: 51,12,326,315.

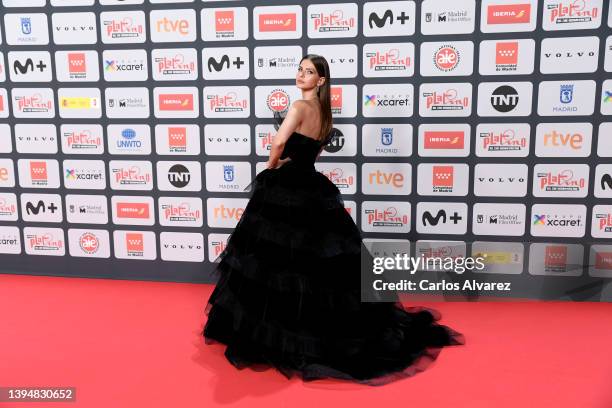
202,160,465,386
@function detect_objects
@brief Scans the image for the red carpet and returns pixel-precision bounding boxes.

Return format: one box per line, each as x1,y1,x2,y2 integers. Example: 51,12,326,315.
1,273,611,408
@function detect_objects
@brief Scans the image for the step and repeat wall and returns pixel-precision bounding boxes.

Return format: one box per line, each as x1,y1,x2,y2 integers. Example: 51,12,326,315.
0,0,611,301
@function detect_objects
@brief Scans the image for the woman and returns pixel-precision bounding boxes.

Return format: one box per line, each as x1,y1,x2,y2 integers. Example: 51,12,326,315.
202,54,465,386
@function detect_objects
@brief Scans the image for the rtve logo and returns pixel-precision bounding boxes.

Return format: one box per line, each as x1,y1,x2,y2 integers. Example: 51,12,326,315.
542,130,584,149
362,163,411,195
155,17,190,35
367,168,404,188
213,203,244,222
150,9,196,42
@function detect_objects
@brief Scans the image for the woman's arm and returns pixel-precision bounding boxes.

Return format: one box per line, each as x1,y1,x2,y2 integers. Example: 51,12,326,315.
266,102,304,170
274,157,292,168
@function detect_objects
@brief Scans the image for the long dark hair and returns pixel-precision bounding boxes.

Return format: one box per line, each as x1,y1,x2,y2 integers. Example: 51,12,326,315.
300,54,332,142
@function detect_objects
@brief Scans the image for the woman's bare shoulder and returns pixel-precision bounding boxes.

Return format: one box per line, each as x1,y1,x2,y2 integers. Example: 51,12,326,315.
290,99,309,113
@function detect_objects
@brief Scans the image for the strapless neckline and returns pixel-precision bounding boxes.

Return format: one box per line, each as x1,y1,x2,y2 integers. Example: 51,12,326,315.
292,131,321,143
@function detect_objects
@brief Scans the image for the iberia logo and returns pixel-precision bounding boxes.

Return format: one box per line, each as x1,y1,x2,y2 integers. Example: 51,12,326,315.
159,94,194,111
487,4,531,24
117,202,150,219
259,13,297,32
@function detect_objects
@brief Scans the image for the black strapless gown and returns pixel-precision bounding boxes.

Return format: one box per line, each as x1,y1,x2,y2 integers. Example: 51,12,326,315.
202,128,465,386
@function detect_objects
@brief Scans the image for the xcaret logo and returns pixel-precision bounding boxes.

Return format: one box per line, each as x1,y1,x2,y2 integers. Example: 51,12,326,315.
104,58,144,73
365,94,409,107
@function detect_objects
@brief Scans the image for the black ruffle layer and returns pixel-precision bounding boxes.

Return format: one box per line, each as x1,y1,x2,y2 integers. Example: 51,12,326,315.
203,149,465,386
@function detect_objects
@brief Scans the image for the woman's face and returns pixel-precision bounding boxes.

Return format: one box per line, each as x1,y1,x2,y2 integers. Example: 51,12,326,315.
296,58,322,91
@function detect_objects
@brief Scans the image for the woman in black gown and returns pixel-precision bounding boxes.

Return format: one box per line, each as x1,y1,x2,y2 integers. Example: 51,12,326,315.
202,54,465,386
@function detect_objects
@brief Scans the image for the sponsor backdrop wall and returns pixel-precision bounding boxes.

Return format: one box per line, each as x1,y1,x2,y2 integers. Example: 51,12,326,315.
0,0,611,301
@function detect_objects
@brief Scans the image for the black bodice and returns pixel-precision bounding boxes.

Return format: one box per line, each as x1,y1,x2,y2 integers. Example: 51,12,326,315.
280,132,326,166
